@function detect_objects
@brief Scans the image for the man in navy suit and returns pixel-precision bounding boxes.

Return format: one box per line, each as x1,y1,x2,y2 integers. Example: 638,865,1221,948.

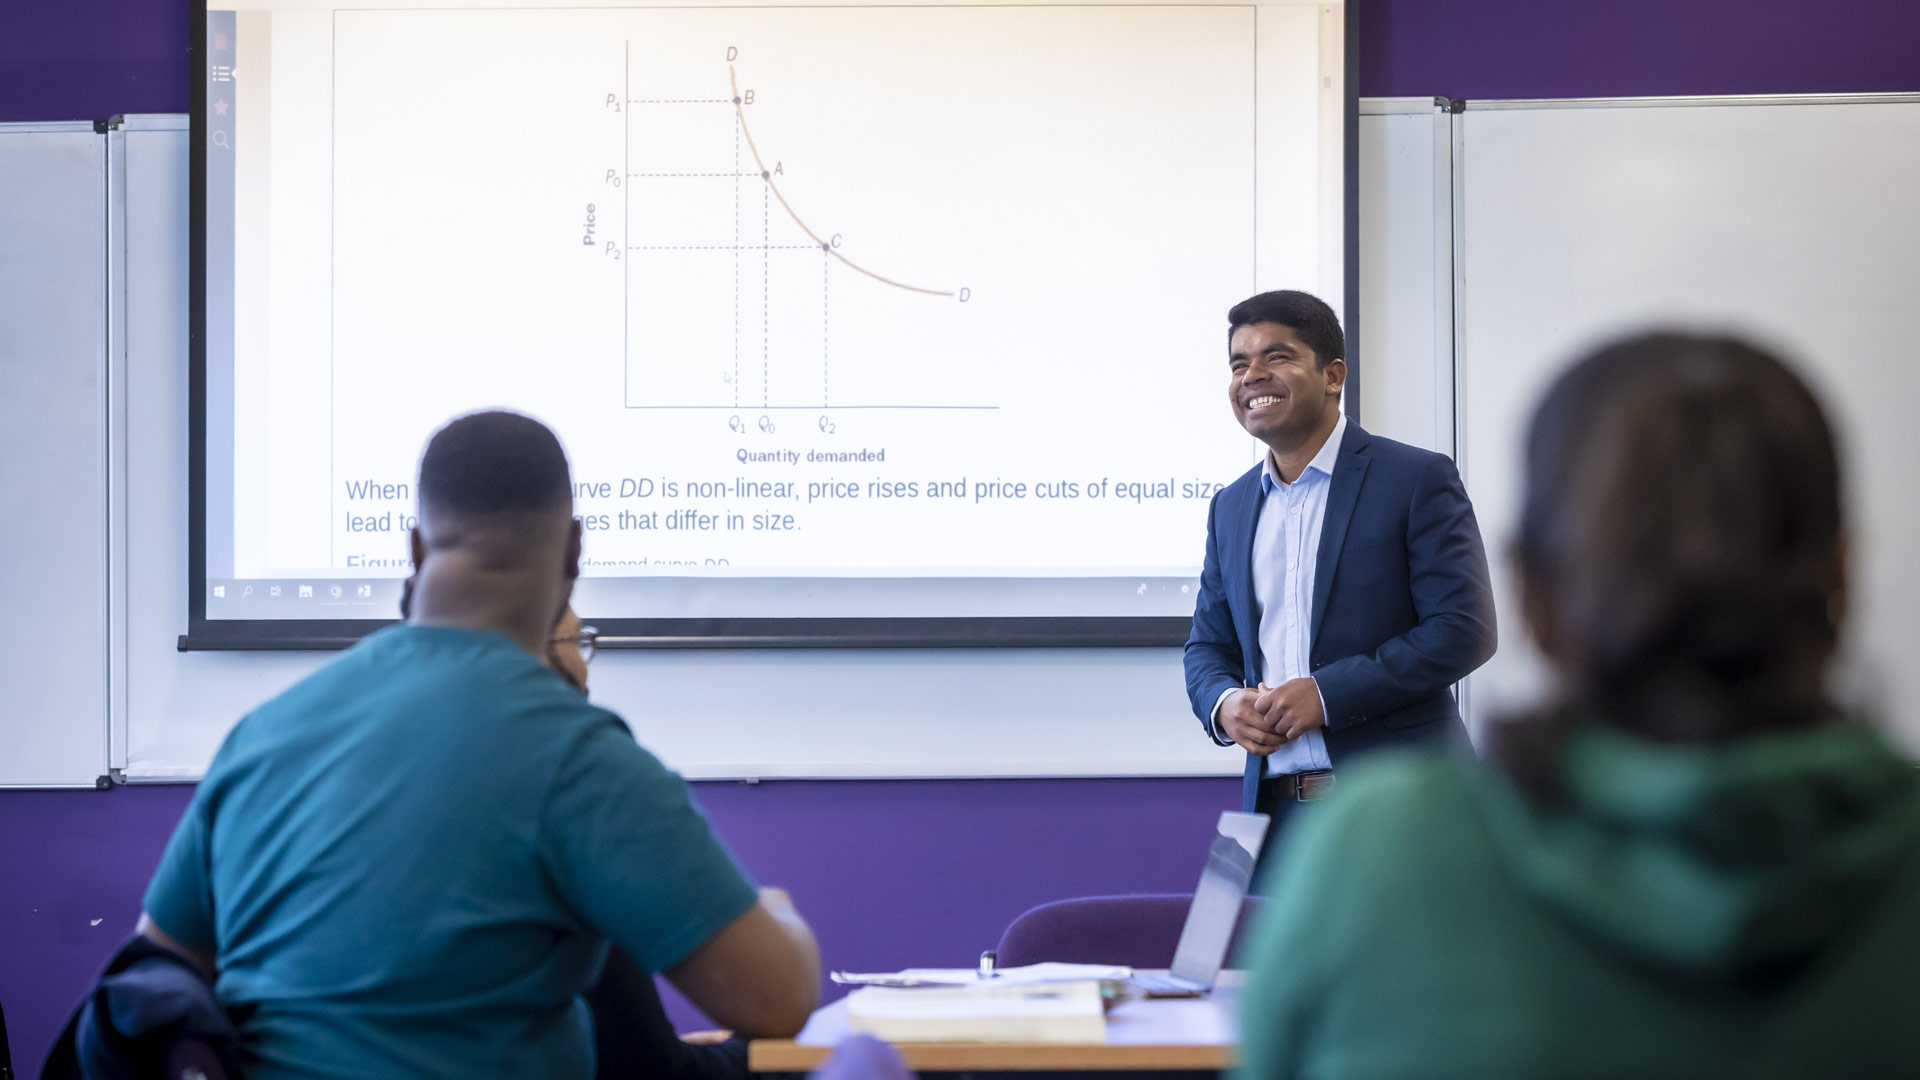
1184,290,1496,852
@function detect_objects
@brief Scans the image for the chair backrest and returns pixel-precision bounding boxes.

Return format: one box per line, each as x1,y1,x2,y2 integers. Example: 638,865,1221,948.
808,1034,912,1080
993,893,1270,970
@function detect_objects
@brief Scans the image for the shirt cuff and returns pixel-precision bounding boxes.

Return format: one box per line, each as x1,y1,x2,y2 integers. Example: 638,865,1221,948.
1208,687,1239,747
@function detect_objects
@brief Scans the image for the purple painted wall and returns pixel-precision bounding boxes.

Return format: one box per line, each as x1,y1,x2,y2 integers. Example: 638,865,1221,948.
0,1,187,123
1,779,1232,1070
5,0,1919,1071
5,0,1919,123
1358,0,1920,100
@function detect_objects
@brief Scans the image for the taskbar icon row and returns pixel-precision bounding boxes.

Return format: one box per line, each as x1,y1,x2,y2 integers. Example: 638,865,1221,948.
207,578,405,617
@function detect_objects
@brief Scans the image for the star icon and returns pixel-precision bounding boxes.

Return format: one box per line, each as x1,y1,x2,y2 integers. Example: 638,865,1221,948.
214,98,230,116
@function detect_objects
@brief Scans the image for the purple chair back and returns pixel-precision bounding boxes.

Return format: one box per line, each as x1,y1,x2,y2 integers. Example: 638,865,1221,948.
993,893,1270,969
808,1034,912,1080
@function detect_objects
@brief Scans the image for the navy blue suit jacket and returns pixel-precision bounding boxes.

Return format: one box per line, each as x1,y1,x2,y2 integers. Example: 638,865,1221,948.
1184,423,1497,811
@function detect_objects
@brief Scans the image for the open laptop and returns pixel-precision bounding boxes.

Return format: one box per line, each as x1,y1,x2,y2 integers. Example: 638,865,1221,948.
1130,810,1270,997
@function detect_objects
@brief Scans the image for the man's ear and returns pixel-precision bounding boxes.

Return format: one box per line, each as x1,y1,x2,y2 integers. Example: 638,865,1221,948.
1323,357,1347,396
565,517,583,581
409,526,427,572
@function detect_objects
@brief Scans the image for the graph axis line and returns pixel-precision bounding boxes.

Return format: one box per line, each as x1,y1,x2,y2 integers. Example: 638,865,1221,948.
762,179,770,406
733,110,741,408
823,249,830,407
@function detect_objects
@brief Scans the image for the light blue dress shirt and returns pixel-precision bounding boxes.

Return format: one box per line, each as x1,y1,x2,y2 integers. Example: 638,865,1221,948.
1213,413,1346,776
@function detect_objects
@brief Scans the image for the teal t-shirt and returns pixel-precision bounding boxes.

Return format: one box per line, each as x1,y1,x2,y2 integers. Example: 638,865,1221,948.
144,625,759,1080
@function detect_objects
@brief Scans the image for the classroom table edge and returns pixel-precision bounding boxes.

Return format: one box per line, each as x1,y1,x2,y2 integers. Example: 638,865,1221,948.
748,1039,1237,1072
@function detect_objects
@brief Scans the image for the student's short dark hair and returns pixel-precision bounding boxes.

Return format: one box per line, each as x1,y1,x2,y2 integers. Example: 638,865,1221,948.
418,411,572,517
1227,290,1344,368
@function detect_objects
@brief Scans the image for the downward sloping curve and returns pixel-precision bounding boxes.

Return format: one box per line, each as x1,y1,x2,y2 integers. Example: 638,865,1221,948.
729,66,955,298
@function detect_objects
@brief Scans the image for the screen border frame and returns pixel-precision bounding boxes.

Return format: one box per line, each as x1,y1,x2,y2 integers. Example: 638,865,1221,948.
182,0,1363,651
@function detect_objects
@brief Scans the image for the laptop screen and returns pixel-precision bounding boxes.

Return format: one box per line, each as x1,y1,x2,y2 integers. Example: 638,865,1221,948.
1167,810,1268,986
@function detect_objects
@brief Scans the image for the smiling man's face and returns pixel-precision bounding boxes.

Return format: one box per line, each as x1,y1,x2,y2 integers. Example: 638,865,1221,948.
1228,321,1345,452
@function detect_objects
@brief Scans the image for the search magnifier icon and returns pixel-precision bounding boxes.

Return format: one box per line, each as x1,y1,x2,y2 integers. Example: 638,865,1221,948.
212,130,231,150
728,415,743,433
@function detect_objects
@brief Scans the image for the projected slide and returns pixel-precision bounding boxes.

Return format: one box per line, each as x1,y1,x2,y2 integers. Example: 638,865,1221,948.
622,59,969,410
199,1,1346,632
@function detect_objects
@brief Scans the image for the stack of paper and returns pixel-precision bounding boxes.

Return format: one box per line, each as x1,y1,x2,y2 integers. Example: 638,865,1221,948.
845,980,1109,1044
831,962,1131,988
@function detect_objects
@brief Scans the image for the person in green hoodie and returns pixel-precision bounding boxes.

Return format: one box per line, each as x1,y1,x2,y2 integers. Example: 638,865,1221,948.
1233,332,1920,1080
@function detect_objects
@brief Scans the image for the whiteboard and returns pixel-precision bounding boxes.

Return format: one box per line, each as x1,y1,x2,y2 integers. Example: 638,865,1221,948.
0,122,110,787
1357,99,1453,455
117,116,338,781
87,102,1448,781
1453,95,1920,750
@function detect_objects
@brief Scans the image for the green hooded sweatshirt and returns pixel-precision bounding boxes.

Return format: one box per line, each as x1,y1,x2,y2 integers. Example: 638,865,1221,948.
1233,723,1920,1080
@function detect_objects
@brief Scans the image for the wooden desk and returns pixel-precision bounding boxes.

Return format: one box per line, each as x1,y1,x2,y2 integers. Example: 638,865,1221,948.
749,975,1241,1072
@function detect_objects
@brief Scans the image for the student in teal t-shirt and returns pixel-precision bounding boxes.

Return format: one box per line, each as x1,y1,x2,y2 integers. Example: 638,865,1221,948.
138,412,819,1079
1234,334,1920,1078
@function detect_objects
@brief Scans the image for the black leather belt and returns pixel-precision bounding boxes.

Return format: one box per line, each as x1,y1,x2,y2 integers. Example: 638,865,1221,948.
1263,768,1336,802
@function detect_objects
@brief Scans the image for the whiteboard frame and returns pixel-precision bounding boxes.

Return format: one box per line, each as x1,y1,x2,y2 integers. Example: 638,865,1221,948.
1461,93,1920,112
86,95,1445,783
110,115,196,777
0,121,114,787
1447,89,1920,471
1357,96,1456,456
60,93,1920,781
1449,90,1920,746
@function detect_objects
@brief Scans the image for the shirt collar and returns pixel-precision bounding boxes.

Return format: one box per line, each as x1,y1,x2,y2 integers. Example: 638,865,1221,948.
1261,411,1348,495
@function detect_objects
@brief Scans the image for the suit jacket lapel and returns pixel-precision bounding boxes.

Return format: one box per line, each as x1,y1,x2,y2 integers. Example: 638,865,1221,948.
1311,424,1371,643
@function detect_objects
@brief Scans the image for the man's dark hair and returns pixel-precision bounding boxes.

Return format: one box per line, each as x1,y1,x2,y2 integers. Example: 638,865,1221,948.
1227,290,1344,368
418,411,572,517
1496,333,1844,789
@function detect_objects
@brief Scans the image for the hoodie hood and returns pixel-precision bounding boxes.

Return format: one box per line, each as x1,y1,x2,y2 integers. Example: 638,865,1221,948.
1474,721,1920,981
